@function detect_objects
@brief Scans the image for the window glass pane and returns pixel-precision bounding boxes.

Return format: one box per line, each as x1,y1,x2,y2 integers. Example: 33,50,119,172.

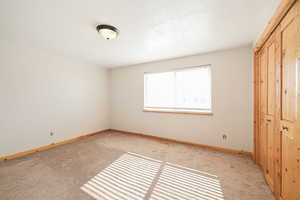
175,67,211,109
144,66,211,111
144,72,175,108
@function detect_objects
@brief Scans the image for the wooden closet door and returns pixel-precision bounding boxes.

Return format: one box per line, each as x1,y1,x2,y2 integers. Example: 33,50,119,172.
259,48,268,170
279,2,300,199
273,27,282,198
264,36,277,191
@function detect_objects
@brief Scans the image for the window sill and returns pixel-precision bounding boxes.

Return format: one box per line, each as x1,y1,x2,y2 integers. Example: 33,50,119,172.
143,108,213,116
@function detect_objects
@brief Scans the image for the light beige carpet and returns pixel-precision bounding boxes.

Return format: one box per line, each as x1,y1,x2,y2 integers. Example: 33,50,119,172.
0,131,274,200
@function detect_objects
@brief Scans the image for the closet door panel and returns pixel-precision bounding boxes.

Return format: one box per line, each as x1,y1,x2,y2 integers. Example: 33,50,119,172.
273,27,282,198
281,122,299,200
259,49,268,169
259,117,268,169
264,37,277,191
265,115,275,190
281,16,298,122
267,43,276,116
260,49,268,116
280,2,300,199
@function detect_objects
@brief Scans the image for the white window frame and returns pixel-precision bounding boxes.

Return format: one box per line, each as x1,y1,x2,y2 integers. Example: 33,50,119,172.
143,65,212,115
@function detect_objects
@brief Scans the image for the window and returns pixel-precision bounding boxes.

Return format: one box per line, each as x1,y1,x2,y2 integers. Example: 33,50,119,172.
144,65,212,114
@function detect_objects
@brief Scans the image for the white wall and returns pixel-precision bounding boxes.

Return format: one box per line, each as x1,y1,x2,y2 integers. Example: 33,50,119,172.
110,46,253,152
0,43,253,156
0,40,110,157
253,0,280,45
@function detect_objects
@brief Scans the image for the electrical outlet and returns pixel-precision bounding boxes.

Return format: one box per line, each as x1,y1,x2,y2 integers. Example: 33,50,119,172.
222,134,227,140
50,132,54,136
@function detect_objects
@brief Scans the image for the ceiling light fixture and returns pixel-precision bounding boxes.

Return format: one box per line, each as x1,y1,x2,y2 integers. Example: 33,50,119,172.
96,24,119,40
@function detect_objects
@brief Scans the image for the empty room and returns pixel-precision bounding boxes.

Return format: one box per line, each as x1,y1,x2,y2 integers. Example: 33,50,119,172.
0,0,299,200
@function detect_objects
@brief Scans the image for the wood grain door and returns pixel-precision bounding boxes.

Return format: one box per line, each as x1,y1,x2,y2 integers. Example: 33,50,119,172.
259,48,268,170
256,32,278,191
279,2,300,199
265,38,278,191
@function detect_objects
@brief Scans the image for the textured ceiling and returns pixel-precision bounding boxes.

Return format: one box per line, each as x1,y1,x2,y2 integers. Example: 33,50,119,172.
0,0,279,68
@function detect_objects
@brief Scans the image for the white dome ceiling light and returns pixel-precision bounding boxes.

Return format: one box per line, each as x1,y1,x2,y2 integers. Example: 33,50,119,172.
96,24,119,40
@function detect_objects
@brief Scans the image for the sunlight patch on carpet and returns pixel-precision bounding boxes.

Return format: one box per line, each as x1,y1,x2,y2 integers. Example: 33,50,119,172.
81,152,224,200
